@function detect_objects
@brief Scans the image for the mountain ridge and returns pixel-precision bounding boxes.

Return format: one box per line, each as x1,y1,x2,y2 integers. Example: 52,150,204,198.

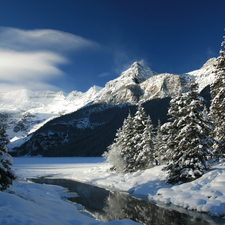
0,58,216,154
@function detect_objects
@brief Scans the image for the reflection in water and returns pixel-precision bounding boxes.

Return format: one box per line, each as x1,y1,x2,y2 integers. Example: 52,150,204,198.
30,178,225,225
29,177,109,213
101,191,211,225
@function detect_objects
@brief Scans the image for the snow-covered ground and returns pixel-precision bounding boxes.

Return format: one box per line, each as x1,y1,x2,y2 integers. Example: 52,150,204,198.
2,157,225,224
1,157,140,225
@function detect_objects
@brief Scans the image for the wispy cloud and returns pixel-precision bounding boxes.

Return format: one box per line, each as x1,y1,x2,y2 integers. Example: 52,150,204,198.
113,49,149,75
0,27,99,92
0,27,99,52
207,47,217,59
98,72,111,78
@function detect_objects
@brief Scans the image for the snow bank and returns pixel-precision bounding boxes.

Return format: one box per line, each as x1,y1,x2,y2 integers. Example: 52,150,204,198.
150,160,225,217
0,180,139,225
9,157,225,222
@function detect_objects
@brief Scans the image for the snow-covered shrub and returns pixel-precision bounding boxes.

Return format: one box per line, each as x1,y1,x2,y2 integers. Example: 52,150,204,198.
103,143,125,172
0,126,16,191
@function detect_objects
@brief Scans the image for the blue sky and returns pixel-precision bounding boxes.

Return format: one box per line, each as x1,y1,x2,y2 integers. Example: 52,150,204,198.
0,0,224,93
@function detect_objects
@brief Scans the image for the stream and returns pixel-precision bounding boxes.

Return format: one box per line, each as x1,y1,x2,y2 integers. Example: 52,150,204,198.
29,177,225,225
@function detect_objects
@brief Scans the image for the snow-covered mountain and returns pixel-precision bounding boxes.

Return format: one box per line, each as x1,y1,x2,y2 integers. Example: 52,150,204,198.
0,86,102,141
0,59,216,152
93,59,215,104
186,57,216,92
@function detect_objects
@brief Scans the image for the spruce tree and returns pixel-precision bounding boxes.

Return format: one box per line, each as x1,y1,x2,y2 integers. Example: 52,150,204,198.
137,115,155,169
103,111,134,172
0,126,16,191
165,76,213,184
154,119,166,165
104,105,155,173
119,111,137,172
210,32,225,158
130,104,148,171
125,104,155,171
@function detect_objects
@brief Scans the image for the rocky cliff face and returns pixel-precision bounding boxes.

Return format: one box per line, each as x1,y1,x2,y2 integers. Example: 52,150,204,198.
140,73,189,101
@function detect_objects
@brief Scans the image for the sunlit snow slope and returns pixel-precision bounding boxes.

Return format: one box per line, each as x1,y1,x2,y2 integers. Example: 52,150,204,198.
0,86,102,140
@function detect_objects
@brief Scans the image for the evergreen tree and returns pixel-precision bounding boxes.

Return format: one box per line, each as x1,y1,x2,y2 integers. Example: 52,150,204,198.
210,32,225,158
104,105,155,173
125,104,155,171
119,111,137,172
154,119,166,165
136,115,155,169
0,126,16,191
165,76,213,184
129,104,148,171
103,111,135,172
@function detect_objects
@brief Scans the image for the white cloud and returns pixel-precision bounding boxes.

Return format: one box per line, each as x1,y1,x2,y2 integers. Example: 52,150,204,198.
0,27,99,92
0,82,61,93
138,59,147,66
0,49,66,81
0,49,66,92
0,27,99,52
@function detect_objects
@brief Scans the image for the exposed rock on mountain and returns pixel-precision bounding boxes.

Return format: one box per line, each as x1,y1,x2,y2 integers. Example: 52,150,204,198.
94,62,189,104
140,73,189,101
94,62,156,104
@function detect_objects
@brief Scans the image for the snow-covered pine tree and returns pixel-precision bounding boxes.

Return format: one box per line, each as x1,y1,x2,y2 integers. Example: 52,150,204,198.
136,115,155,169
103,111,135,172
210,32,225,158
165,76,213,184
104,105,156,172
154,119,166,165
0,126,16,191
202,106,215,143
126,104,153,171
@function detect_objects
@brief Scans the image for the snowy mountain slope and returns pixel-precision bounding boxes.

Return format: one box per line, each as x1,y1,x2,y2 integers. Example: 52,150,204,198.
0,58,217,153
186,57,216,92
140,73,189,101
12,99,173,157
13,89,210,157
94,62,157,104
93,60,212,105
0,86,102,141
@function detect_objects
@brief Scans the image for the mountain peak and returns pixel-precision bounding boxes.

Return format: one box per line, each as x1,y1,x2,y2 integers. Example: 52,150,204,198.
130,61,143,68
120,61,157,84
201,57,217,69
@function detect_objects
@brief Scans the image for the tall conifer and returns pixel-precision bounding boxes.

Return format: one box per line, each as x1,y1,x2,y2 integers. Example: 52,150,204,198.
0,126,16,191
210,32,225,158
154,119,166,165
165,76,213,184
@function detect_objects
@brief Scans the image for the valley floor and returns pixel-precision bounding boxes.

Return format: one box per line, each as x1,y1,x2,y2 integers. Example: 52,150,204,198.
1,157,225,224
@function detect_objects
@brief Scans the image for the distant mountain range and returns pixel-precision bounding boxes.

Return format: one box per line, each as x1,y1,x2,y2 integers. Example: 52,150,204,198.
0,58,216,156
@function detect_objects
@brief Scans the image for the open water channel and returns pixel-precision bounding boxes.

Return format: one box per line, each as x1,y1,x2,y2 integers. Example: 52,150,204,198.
30,177,225,225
